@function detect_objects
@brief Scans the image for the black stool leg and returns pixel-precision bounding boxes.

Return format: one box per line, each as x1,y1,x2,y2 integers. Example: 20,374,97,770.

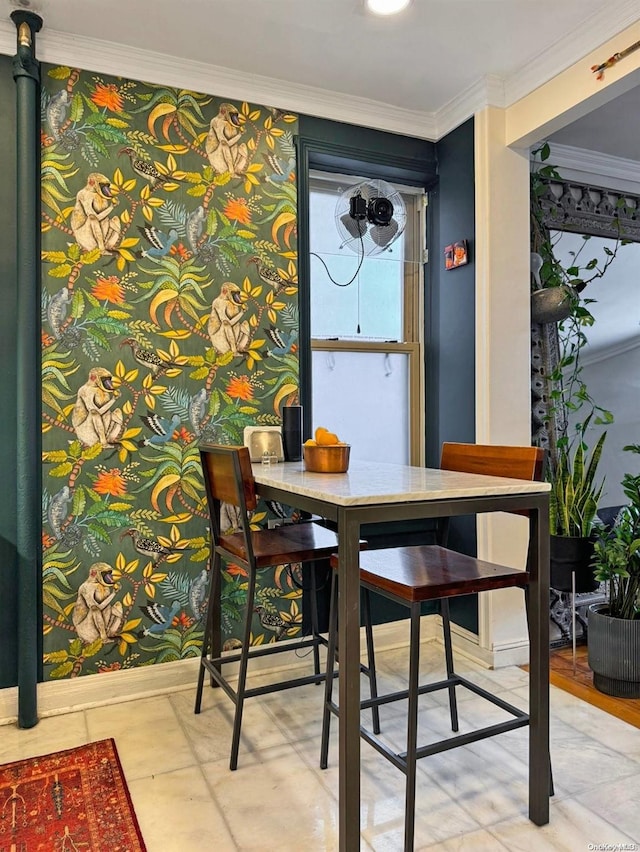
229,565,258,771
209,553,223,689
362,588,381,735
309,563,321,677
404,603,421,852
524,585,554,797
440,598,459,733
320,570,339,770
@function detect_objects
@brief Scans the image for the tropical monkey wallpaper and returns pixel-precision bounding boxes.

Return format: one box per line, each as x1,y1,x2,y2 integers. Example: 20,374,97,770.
40,65,300,679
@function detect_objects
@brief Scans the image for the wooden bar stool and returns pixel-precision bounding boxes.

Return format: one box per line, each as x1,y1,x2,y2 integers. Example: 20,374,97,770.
194,444,369,770
320,443,550,850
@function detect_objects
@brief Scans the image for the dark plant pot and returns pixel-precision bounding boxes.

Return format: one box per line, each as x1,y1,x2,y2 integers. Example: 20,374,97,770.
531,285,577,324
588,603,640,698
550,534,598,593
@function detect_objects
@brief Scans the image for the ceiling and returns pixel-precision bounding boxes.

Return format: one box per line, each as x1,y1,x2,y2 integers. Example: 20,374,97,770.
3,0,639,136
25,0,598,113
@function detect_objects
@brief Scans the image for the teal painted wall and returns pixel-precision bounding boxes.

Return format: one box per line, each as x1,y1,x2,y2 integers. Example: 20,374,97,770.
0,55,19,689
428,118,476,466
429,118,477,633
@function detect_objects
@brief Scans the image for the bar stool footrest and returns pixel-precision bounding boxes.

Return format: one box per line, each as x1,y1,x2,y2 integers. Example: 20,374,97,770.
200,656,335,704
325,671,530,771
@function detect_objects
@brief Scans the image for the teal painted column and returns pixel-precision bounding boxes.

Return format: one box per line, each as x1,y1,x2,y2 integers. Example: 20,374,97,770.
11,9,43,729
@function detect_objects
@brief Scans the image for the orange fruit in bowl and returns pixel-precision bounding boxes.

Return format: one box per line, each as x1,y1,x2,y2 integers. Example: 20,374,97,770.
318,432,340,445
304,439,317,446
315,427,342,445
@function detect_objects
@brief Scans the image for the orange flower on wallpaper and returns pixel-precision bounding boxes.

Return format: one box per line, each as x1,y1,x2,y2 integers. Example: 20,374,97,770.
91,83,124,112
170,243,190,260
94,469,127,497
41,330,54,348
92,276,125,304
175,426,194,443
226,563,248,578
226,375,254,401
97,662,122,673
223,197,252,225
174,612,193,629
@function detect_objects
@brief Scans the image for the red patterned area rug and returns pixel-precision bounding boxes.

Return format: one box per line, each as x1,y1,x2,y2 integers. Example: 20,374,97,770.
0,738,147,851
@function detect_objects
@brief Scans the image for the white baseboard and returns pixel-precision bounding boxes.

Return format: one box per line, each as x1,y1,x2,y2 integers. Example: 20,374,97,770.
0,615,520,726
0,688,17,727
0,658,201,726
447,619,530,668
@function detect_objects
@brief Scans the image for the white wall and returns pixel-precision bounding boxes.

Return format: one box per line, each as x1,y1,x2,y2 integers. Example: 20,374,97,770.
572,347,640,507
474,106,534,664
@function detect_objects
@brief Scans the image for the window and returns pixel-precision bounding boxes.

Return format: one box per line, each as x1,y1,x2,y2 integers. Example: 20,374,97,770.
309,171,425,464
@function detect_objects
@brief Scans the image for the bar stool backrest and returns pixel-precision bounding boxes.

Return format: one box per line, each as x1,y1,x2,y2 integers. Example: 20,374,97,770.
441,443,545,516
200,444,257,514
199,445,258,570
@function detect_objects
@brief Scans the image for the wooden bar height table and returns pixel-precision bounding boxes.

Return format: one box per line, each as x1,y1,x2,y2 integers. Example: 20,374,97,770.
253,459,551,851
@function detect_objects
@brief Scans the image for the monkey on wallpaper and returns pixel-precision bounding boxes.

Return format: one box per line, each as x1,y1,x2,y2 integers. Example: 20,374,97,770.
71,367,124,448
221,502,241,533
205,103,250,177
207,282,251,355
72,562,124,644
70,172,121,254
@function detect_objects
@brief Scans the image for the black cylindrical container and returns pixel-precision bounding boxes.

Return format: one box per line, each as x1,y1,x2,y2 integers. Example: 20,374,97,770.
282,405,302,461
550,534,598,593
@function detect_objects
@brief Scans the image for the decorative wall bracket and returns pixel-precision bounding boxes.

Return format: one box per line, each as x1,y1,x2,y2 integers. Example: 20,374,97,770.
536,177,640,243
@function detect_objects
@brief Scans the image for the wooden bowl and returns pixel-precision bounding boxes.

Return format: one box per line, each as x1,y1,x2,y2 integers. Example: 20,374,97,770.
303,444,350,473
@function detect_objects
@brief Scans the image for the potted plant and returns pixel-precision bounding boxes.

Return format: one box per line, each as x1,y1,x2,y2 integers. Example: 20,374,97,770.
548,414,606,593
588,444,640,697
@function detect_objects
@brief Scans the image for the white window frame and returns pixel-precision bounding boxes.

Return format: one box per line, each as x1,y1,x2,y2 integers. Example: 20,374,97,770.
309,170,426,465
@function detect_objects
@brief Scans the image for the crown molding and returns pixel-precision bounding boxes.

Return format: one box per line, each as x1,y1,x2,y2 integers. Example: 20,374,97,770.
504,0,640,106
547,143,640,193
0,20,438,141
581,335,640,367
435,74,506,138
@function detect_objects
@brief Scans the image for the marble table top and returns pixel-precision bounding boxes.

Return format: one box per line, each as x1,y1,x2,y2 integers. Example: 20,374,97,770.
252,459,550,507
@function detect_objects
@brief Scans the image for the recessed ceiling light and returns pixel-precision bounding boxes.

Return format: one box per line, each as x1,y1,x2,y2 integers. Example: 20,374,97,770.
366,0,412,16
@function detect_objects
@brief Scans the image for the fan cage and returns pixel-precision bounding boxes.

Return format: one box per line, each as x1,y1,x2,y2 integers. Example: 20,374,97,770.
335,178,407,257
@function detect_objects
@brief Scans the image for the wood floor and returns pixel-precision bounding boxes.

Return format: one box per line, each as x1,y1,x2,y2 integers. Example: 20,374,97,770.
547,645,640,729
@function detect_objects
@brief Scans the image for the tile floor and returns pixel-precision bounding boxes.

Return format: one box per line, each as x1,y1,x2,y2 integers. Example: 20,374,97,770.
1,641,639,850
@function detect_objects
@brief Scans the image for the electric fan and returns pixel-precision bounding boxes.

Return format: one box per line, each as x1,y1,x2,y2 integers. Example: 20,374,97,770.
334,178,407,256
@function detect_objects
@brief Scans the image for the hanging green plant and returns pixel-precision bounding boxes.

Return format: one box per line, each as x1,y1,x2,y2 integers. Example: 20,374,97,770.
530,143,628,445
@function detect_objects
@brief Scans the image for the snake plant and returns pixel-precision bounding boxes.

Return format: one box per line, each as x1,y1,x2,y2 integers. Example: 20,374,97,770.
549,420,606,538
